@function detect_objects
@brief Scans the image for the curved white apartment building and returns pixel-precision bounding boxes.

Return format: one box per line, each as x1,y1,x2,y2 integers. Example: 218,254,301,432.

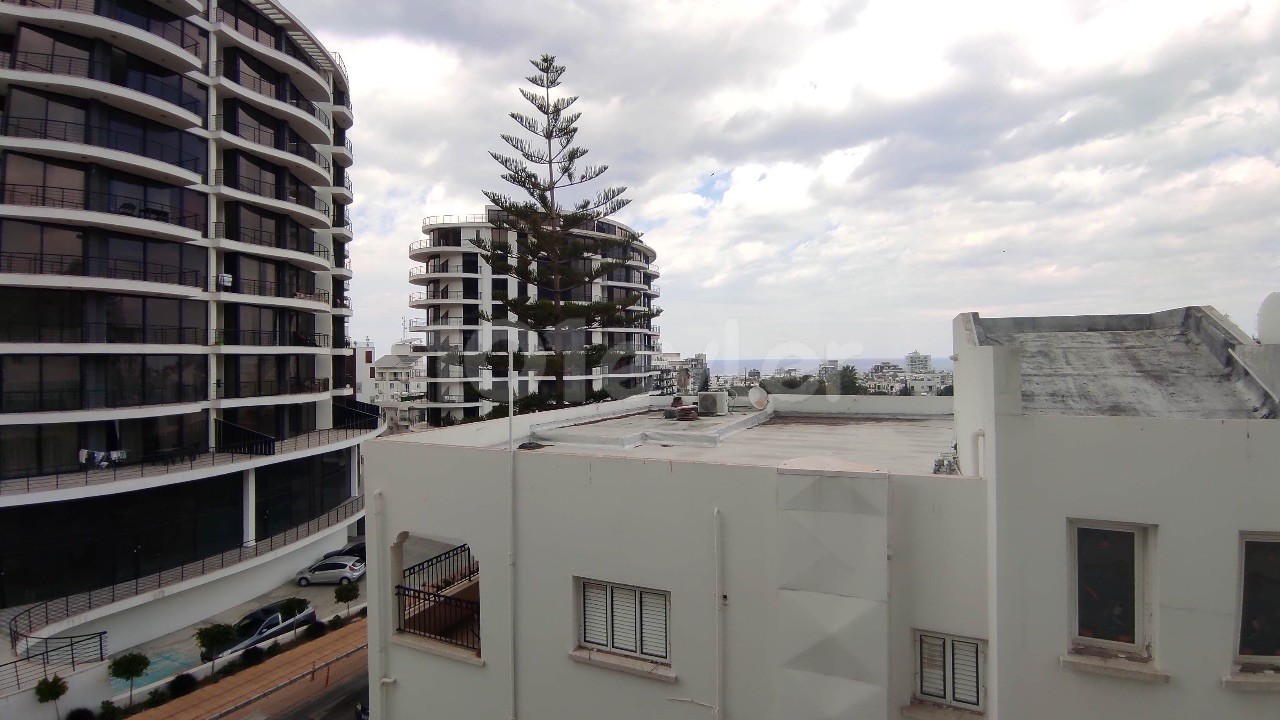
407,213,662,426
0,0,380,689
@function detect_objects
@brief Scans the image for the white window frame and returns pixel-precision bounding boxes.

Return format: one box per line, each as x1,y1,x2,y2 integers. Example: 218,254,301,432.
1234,532,1280,667
1067,519,1154,658
912,629,986,712
575,578,670,664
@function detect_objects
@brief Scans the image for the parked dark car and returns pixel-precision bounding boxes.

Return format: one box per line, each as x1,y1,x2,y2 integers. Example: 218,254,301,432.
323,541,366,563
199,600,316,661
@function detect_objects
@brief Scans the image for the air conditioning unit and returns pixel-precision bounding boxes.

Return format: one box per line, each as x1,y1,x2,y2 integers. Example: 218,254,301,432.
698,391,729,416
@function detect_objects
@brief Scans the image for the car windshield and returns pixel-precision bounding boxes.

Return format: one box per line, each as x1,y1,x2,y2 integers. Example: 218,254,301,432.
235,616,261,639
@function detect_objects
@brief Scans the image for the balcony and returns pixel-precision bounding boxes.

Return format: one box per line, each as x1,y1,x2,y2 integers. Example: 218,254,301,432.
212,170,330,217
215,377,330,400
331,136,353,166
212,222,331,264
222,276,329,306
0,251,204,288
421,214,490,230
6,50,203,115
212,115,330,177
332,172,353,204
211,61,330,133
2,183,203,230
0,320,205,345
0,0,203,57
333,295,353,311
2,116,203,176
214,329,329,348
396,544,480,655
0,383,205,414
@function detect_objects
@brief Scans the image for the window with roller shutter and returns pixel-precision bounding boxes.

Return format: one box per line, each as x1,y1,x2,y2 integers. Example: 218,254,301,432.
913,629,986,712
578,578,670,663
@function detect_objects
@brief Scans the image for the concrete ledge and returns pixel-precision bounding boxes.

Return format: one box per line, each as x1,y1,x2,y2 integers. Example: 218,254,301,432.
1222,668,1280,691
1060,653,1169,683
389,632,484,667
900,702,985,719
568,648,676,682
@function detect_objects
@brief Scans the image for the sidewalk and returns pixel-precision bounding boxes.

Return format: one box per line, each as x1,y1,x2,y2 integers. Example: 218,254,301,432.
130,618,368,720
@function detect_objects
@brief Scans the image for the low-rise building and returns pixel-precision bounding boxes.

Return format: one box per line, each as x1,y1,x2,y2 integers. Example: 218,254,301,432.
362,299,1280,720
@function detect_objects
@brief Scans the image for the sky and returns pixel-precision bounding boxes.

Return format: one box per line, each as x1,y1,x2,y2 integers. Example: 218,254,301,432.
288,0,1280,361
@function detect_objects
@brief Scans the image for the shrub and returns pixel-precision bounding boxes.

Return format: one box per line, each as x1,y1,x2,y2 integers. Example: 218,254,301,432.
358,606,368,618
97,700,123,720
327,614,346,631
167,672,198,699
144,688,168,709
265,641,282,657
239,646,266,667
301,620,328,641
65,708,96,720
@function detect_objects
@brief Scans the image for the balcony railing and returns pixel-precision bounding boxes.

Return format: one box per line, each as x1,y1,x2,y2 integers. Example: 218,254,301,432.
211,61,330,129
0,321,205,345
0,418,381,495
212,115,330,172
213,169,330,215
215,377,330,399
8,50,203,113
409,290,476,302
0,251,204,287
0,0,203,56
403,544,477,592
3,116,203,173
214,8,325,79
223,276,330,304
333,296,352,310
211,222,330,261
395,585,480,654
0,631,105,697
214,329,330,348
8,495,366,651
421,214,490,226
334,173,353,195
0,383,205,414
2,183,203,230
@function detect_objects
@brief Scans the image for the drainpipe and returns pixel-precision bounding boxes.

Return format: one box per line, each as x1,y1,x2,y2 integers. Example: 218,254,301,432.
970,429,985,478
714,506,724,717
509,349,519,720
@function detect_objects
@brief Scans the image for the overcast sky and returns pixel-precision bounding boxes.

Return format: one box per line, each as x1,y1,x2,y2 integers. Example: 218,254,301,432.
290,0,1279,360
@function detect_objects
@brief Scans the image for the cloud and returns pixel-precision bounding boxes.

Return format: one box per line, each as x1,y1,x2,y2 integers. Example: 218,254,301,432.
288,0,1280,359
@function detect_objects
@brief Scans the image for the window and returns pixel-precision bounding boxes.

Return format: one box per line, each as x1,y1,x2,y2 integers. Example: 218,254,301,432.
578,579,669,662
1238,535,1280,663
1069,520,1152,656
913,630,985,712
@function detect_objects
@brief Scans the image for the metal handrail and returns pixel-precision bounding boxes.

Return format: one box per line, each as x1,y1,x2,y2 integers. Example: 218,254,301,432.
9,50,203,113
0,631,105,697
0,250,204,287
211,222,330,260
214,329,330,348
395,584,480,653
0,321,204,345
3,116,203,173
212,169,330,215
214,9,326,79
7,495,367,652
0,383,205,414
1,183,203,230
211,62,329,128
214,377,330,399
0,0,204,56
211,115,330,172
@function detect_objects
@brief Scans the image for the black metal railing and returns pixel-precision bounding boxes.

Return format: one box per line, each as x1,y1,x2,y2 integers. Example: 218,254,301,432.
9,50,203,113
211,62,330,128
1,183,203,230
214,417,275,456
213,8,325,80
334,397,380,429
334,172,353,195
211,115,330,172
0,251,204,287
1,0,203,56
226,277,329,304
215,377,329,399
0,631,106,697
213,170,330,215
0,321,205,345
7,495,365,651
214,329,330,347
403,544,477,593
395,585,480,653
0,420,381,495
211,222,330,261
336,136,353,157
0,383,205,414
2,116,204,173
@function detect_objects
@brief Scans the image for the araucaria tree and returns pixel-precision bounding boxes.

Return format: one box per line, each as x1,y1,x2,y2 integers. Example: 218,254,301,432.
474,53,657,408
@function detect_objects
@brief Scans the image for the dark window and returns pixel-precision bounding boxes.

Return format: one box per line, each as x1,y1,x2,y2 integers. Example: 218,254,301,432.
1240,540,1280,657
1076,527,1136,644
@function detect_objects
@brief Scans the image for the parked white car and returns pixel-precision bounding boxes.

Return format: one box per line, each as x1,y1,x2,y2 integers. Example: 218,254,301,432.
295,555,365,586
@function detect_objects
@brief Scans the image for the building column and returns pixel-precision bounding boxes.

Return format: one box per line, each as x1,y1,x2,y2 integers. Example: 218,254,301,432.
350,446,361,497
243,467,256,546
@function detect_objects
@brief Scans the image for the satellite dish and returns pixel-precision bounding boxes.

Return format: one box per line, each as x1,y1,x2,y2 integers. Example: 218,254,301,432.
748,386,769,410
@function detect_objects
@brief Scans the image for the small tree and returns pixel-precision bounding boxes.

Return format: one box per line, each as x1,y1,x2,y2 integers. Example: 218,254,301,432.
837,365,862,395
35,674,68,720
334,582,360,616
280,597,309,640
108,652,150,707
194,623,236,672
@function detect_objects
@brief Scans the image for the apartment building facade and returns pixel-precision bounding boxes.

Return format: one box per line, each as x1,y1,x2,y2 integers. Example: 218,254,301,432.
0,0,380,708
406,212,662,426
362,299,1280,720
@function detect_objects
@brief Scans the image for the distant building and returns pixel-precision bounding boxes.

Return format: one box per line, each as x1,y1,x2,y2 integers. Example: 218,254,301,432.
356,341,377,403
818,360,840,383
906,350,932,374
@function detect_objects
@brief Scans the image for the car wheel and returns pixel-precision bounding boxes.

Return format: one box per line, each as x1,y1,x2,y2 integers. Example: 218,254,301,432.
339,577,351,586
297,577,310,587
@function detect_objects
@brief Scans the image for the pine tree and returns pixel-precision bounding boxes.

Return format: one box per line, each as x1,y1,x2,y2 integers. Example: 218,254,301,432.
474,53,657,408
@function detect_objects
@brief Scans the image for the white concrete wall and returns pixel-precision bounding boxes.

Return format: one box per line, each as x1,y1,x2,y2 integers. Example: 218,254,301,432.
0,661,109,720
991,414,1280,719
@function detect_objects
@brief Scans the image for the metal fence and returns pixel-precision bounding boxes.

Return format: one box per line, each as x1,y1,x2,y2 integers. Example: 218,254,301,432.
0,631,105,697
395,585,480,653
402,544,477,592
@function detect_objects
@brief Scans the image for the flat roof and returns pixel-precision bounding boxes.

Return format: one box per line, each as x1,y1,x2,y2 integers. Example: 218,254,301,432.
526,410,955,475
973,306,1271,418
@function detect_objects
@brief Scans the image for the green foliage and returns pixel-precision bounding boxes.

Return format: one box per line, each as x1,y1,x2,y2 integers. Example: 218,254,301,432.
144,688,167,709
265,641,282,657
97,700,123,720
167,673,198,699
475,54,652,407
108,652,150,706
334,582,360,613
897,384,913,396
837,365,862,395
280,597,309,621
239,646,266,667
35,674,68,717
302,620,328,641
327,614,347,631
65,708,95,720
193,623,236,671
